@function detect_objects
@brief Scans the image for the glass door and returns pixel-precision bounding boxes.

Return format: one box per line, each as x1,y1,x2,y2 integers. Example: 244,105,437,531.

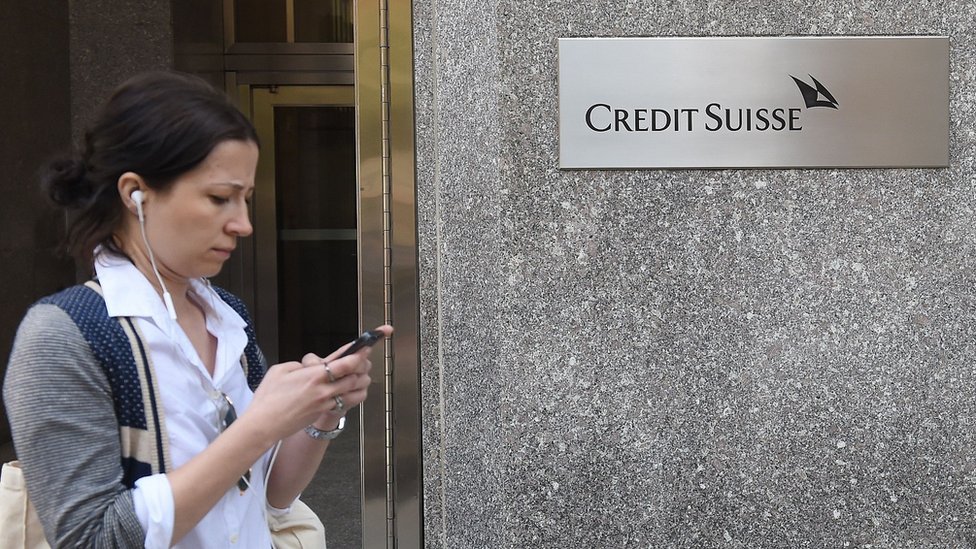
249,85,365,548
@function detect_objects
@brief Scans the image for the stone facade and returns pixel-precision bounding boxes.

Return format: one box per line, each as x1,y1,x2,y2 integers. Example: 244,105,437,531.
414,1,976,546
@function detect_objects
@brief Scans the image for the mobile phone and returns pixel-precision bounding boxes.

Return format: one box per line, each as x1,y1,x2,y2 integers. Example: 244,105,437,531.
337,329,384,358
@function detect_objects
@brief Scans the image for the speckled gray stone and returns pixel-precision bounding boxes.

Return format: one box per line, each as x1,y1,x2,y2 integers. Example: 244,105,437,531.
0,3,77,444
415,1,976,547
69,0,172,136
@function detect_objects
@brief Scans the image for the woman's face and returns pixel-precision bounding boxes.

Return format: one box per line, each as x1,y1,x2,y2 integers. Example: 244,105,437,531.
141,139,258,279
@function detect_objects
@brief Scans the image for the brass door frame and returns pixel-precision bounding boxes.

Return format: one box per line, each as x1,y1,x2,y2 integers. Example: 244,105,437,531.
357,0,421,546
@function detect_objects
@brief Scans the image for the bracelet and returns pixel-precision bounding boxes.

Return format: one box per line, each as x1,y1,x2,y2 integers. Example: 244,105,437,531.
304,416,345,440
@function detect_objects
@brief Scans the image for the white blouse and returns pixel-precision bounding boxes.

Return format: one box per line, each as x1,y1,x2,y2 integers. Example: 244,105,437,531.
95,255,274,548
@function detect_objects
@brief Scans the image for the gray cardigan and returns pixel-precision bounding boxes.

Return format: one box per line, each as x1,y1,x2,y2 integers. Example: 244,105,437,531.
4,303,145,547
4,283,265,547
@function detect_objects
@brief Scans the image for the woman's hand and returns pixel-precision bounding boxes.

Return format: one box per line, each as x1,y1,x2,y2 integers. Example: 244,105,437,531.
261,325,392,508
303,325,393,429
240,325,392,443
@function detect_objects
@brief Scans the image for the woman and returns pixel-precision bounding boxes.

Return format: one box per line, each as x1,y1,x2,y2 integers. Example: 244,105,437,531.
3,71,391,547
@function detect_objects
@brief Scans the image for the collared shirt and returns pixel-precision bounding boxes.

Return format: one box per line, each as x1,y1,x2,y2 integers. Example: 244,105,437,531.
95,255,273,548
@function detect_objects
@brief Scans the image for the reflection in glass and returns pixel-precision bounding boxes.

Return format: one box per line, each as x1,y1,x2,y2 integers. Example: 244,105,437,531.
275,107,356,232
295,0,354,42
234,0,287,43
277,240,357,361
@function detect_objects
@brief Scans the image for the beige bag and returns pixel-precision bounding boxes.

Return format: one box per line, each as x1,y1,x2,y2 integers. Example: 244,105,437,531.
0,461,50,549
268,498,327,549
1,456,325,549
266,442,327,549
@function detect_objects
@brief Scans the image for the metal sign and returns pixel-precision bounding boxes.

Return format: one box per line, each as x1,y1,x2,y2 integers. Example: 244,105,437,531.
558,37,949,169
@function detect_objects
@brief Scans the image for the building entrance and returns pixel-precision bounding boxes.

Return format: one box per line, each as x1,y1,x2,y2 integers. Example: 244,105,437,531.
178,1,421,546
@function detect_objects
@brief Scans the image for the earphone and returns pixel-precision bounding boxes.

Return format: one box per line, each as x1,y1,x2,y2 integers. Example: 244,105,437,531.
131,189,145,220
130,188,178,320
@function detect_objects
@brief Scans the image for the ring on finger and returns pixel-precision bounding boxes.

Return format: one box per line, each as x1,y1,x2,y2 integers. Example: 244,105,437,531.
325,365,336,383
334,395,345,412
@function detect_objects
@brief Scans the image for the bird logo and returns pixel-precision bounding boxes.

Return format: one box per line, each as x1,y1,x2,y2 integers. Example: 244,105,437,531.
790,75,839,109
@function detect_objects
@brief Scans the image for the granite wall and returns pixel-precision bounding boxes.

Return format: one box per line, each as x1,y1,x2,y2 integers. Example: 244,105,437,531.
414,1,976,547
68,0,173,137
0,2,76,455
1,1,174,455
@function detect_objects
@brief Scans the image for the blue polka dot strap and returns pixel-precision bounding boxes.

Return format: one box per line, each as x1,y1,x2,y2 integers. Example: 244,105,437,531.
37,281,169,488
36,281,264,489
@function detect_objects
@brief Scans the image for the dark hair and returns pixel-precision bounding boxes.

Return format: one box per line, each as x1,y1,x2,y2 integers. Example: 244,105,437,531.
41,70,259,265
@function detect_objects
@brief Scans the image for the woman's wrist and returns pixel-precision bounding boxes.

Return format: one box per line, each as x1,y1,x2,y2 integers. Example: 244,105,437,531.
233,411,279,450
310,415,343,431
304,415,346,440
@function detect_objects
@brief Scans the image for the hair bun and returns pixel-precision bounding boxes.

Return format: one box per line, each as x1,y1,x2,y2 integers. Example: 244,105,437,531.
42,156,93,207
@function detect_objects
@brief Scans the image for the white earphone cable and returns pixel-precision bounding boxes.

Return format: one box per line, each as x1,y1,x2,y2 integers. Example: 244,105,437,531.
135,192,178,320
